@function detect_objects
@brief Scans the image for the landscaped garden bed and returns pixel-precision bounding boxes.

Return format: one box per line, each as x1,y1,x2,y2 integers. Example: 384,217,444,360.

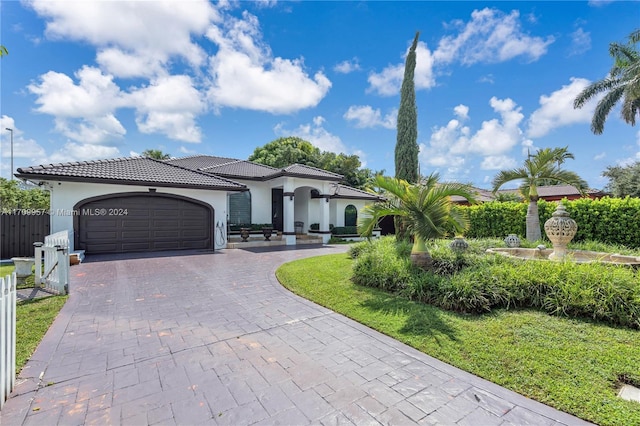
276,237,640,426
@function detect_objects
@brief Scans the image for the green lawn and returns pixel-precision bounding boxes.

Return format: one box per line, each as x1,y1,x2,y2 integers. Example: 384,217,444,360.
2,264,67,372
15,296,67,370
276,253,640,426
0,264,36,289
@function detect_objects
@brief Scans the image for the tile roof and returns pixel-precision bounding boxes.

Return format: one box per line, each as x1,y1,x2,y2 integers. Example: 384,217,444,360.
168,155,344,181
449,184,607,203
450,187,495,204
330,184,382,200
16,157,247,191
498,185,606,198
282,164,343,181
165,155,241,171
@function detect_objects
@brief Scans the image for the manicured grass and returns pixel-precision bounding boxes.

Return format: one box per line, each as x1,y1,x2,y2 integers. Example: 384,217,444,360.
276,253,640,426
2,264,67,372
15,296,67,371
0,264,36,289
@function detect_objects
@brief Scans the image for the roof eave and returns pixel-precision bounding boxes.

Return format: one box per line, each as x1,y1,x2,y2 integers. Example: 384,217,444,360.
13,173,248,192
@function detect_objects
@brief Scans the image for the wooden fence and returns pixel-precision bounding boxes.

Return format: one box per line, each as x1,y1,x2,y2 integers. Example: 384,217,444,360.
0,272,16,410
1,213,50,258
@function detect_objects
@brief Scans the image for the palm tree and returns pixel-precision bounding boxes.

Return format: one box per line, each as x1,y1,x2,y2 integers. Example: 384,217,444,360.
574,29,640,134
492,147,589,242
358,173,477,270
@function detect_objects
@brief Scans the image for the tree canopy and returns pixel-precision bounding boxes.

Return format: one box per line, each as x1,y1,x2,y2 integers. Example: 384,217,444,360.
602,161,640,198
142,149,171,160
0,178,50,211
248,136,380,189
395,32,420,183
574,29,640,134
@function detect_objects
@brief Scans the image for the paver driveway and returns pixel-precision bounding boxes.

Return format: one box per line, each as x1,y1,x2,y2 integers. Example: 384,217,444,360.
1,245,591,425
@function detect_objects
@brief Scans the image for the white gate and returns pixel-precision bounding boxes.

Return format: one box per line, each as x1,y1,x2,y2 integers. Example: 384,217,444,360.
34,231,70,295
0,272,17,410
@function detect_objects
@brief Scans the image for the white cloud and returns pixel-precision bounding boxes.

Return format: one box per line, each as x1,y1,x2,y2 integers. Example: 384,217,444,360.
334,58,361,74
594,152,606,160
27,67,127,144
368,8,552,96
179,146,198,155
526,77,593,138
368,42,435,96
568,28,591,56
96,48,166,79
453,104,469,120
420,98,528,180
128,75,205,143
481,155,517,170
1,116,47,180
458,97,524,156
206,11,331,113
433,8,554,65
28,0,215,78
274,116,347,154
47,143,121,163
0,116,119,178
344,106,397,129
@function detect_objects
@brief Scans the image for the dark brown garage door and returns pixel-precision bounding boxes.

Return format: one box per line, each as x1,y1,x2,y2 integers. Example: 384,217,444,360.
75,193,213,254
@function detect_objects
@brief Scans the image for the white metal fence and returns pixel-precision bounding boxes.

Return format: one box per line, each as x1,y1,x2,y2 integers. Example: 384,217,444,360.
34,231,70,295
0,272,17,410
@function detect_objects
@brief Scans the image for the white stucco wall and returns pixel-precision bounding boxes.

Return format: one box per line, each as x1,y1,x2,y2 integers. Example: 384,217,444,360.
40,181,230,251
330,199,369,228
234,180,273,225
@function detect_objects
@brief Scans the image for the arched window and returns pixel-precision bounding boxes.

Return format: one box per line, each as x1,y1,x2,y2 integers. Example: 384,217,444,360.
344,204,357,227
228,191,251,225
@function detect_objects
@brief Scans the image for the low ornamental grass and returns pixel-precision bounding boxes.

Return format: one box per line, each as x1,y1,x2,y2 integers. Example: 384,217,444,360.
350,237,640,329
276,250,640,426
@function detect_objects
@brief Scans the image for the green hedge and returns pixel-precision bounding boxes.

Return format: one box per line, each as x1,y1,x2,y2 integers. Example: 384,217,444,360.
461,197,640,248
332,226,358,235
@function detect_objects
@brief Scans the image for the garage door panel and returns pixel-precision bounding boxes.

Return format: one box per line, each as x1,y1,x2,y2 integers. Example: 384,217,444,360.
121,242,153,251
84,231,119,239
77,194,213,254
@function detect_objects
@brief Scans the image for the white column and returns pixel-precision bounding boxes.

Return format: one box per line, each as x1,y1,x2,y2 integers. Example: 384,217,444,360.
319,194,331,244
283,190,296,245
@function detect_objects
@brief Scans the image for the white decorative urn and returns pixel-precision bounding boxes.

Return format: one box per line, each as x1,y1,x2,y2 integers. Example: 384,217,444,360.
544,202,577,260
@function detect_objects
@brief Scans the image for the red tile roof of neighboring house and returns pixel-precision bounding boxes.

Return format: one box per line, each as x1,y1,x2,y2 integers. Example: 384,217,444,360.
450,184,608,204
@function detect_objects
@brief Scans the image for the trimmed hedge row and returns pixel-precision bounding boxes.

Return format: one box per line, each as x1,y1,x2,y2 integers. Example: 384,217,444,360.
461,197,640,248
350,237,640,329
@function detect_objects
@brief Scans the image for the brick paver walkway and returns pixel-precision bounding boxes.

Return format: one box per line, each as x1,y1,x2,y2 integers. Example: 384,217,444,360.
1,245,592,425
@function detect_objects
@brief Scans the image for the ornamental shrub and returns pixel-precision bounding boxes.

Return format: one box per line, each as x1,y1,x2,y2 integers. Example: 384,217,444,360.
351,237,640,329
461,197,640,248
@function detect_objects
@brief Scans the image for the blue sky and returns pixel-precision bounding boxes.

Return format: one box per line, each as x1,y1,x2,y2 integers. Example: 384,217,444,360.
1,0,639,190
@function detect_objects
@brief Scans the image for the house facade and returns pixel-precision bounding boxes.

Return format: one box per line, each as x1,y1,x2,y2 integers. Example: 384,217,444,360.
15,155,381,255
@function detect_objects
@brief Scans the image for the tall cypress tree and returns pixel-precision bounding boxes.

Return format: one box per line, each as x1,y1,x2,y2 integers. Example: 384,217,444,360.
395,32,420,183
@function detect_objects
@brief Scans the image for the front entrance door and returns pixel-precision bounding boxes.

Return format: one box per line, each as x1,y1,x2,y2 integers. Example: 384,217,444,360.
272,188,283,232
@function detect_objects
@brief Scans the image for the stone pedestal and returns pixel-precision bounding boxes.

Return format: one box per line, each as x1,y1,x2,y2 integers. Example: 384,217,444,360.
11,257,35,285
544,203,577,260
